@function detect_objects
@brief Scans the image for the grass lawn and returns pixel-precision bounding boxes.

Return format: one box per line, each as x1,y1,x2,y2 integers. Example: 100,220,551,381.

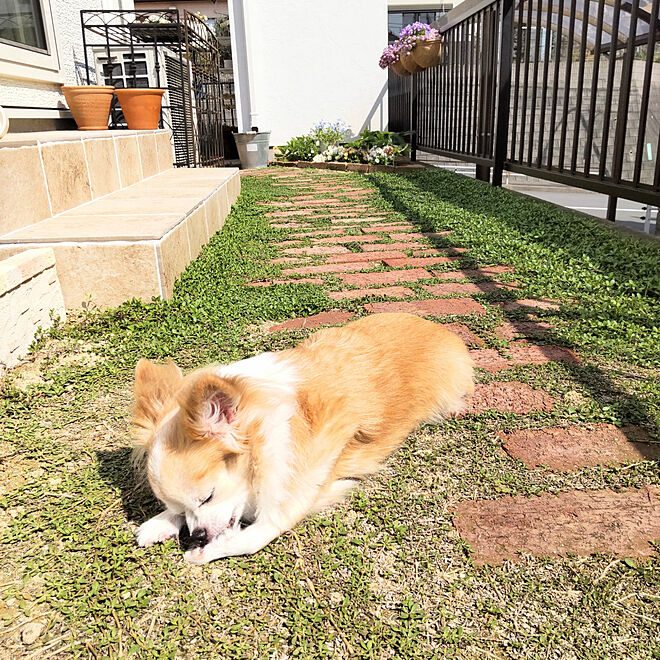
1,168,658,658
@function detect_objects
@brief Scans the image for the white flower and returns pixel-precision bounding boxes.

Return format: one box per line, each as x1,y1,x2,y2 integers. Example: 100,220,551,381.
312,153,326,162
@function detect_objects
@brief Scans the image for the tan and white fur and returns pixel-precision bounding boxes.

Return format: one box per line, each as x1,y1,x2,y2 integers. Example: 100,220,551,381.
132,313,474,564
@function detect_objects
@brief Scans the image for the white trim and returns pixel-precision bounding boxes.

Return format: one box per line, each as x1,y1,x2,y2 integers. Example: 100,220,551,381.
3,107,71,120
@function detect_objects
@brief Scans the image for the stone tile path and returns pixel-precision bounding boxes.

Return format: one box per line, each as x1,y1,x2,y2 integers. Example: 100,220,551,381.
244,167,660,566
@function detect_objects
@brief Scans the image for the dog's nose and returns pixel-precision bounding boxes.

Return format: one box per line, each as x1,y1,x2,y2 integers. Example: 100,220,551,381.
179,524,208,551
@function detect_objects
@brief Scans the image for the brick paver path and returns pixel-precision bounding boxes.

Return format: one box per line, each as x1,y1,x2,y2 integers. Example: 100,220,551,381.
244,167,660,565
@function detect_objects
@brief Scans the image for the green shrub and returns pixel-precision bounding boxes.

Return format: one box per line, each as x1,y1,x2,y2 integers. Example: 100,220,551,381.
280,135,318,161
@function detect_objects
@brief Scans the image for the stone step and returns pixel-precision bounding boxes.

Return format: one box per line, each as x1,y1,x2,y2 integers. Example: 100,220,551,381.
0,167,240,309
0,129,173,234
499,424,659,470
453,486,660,565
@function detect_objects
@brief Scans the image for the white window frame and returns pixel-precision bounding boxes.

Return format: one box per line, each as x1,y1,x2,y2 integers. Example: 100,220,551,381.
0,0,62,84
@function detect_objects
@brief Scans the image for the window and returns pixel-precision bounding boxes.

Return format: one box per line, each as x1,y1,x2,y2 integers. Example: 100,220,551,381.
0,0,47,51
0,0,60,82
388,9,451,42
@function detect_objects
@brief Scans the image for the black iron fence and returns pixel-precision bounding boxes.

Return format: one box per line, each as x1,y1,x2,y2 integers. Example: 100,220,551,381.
390,0,660,221
81,9,233,168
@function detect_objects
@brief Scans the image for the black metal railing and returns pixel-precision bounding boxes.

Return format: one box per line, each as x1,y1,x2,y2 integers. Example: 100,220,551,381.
81,9,234,168
391,0,660,221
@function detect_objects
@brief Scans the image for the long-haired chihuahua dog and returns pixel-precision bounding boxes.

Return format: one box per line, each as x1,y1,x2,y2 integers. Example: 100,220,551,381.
133,313,474,564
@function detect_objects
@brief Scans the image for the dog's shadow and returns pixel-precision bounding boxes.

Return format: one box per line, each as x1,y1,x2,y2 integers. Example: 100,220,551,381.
96,447,160,525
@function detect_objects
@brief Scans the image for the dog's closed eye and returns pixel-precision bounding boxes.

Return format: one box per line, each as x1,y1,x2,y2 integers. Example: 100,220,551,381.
199,489,214,506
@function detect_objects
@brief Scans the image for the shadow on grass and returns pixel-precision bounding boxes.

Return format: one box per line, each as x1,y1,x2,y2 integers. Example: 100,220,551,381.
367,169,660,443
96,447,160,524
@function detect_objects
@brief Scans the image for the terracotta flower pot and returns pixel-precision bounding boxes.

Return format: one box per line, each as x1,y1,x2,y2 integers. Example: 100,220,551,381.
400,50,422,74
61,85,114,130
114,88,165,130
391,60,410,76
412,39,442,69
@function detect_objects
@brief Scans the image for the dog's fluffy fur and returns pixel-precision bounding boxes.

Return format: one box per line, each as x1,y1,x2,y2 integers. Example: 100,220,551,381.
133,313,474,564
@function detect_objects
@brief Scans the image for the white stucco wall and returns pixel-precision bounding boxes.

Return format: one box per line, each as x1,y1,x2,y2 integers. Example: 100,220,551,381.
0,0,133,118
229,0,388,146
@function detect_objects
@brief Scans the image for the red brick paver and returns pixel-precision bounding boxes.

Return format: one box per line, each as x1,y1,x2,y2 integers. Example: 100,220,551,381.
498,298,561,311
507,343,580,366
248,277,324,287
432,266,514,280
328,251,407,263
453,486,660,565
462,382,555,416
365,298,487,316
339,269,433,287
383,256,458,268
281,262,378,276
328,286,415,301
268,311,355,332
496,320,554,340
283,245,351,256
314,234,382,244
440,323,484,347
361,242,423,252
469,344,580,372
499,424,659,470
362,224,415,233
423,281,516,296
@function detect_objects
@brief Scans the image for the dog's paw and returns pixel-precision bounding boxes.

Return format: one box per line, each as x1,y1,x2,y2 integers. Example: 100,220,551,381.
136,514,181,547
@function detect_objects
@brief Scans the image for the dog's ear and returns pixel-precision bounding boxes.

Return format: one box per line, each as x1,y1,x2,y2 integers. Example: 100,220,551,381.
133,359,183,432
178,372,244,452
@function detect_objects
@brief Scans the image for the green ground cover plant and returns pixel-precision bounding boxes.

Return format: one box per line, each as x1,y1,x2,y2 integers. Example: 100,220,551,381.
0,168,658,658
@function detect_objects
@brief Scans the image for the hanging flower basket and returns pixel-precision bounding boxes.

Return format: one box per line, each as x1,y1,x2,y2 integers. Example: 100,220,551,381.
391,60,410,76
400,50,422,74
412,39,442,69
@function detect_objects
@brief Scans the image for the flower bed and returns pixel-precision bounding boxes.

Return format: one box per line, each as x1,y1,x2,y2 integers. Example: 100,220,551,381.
272,159,423,173
277,125,410,167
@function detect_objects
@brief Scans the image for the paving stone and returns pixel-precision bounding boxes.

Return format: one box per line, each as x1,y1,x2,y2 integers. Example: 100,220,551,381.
383,256,457,268
462,382,555,416
495,320,554,340
498,298,561,311
294,229,347,238
281,262,378,276
328,286,415,300
339,268,433,286
453,485,660,565
361,242,423,252
507,342,580,366
266,210,316,218
469,349,511,372
422,231,453,238
330,216,389,224
362,224,415,233
389,232,424,241
268,311,355,332
365,298,487,316
314,234,382,244
432,266,514,281
283,245,350,256
327,250,407,263
440,323,484,347
499,424,660,470
271,257,308,264
423,281,516,296
248,277,324,287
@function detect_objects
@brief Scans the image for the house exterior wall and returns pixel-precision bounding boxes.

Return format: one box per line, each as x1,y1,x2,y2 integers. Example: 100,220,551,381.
0,0,133,123
229,0,389,147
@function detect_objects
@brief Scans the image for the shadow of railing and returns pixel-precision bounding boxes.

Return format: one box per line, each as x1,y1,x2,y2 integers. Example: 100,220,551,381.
367,169,660,449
